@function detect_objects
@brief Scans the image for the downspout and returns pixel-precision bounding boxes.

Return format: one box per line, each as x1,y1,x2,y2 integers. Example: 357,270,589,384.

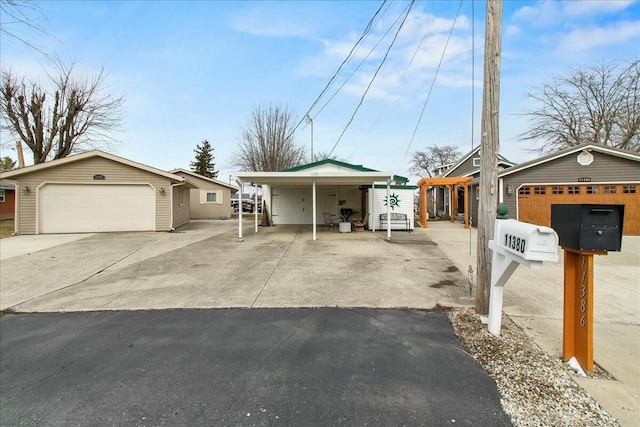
498,178,504,203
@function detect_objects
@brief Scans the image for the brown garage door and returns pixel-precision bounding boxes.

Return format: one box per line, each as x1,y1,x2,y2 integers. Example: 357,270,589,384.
518,184,639,235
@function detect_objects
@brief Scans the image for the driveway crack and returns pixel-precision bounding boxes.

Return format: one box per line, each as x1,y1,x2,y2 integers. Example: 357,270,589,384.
250,229,299,308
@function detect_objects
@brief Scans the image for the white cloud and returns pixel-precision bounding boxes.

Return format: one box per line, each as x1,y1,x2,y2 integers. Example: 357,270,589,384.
513,0,637,25
229,9,313,38
556,20,640,52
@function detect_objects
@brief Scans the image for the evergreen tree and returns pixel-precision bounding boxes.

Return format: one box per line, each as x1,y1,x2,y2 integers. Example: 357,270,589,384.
190,140,218,178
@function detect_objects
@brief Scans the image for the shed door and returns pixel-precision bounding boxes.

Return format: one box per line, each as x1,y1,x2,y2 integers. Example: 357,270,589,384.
517,184,639,235
271,187,312,224
39,184,155,233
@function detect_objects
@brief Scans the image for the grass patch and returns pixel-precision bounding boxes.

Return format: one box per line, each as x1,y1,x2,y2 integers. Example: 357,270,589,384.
0,219,15,239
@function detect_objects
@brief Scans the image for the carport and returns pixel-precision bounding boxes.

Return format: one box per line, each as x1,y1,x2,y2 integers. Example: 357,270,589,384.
235,169,396,241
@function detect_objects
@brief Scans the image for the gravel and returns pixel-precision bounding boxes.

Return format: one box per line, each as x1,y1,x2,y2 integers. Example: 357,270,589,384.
444,307,620,427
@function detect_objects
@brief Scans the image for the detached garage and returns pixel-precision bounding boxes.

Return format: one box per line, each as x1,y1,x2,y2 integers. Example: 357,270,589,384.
499,143,640,235
0,150,195,235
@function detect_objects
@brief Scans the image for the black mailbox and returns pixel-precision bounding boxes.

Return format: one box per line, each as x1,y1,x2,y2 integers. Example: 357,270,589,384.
551,204,624,251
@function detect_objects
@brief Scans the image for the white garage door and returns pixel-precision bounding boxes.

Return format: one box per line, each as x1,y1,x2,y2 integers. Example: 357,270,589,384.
39,184,155,233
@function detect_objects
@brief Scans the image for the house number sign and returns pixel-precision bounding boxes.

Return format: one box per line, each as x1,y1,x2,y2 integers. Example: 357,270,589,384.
504,233,526,254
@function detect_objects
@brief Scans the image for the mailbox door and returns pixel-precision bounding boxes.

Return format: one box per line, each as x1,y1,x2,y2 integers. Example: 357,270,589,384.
577,227,622,251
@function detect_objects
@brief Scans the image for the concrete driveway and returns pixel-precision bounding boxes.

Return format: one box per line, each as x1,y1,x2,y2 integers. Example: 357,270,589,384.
0,220,473,312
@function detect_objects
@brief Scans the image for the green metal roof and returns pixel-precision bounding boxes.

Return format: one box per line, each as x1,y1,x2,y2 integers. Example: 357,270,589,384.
281,159,378,172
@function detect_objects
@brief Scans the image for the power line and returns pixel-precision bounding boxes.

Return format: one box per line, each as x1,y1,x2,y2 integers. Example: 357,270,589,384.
401,0,464,165
314,1,412,119
328,0,416,157
368,10,438,133
285,0,389,140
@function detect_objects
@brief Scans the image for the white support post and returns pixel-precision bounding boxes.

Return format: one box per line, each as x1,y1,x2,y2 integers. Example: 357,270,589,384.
238,180,243,241
312,180,317,241
386,180,391,241
370,182,375,232
254,182,259,233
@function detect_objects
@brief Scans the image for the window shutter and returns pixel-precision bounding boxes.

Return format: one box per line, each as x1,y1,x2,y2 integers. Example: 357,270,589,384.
199,190,207,204
217,190,224,204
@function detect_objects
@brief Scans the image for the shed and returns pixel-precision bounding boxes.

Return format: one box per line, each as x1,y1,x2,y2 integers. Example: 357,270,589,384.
0,180,16,220
0,150,196,234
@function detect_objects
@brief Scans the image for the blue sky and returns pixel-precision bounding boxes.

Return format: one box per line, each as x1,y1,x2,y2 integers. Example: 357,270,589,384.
1,0,639,183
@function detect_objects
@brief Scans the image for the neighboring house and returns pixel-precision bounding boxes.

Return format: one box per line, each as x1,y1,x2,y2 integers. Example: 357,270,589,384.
236,159,415,239
0,150,197,235
496,143,640,235
0,180,16,220
171,169,238,219
429,146,515,219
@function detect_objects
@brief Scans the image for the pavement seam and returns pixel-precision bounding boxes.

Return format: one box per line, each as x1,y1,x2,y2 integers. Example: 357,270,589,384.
6,238,161,311
250,228,300,308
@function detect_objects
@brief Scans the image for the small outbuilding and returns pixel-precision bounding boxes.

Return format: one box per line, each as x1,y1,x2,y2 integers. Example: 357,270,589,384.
171,169,238,219
0,180,16,220
0,150,196,235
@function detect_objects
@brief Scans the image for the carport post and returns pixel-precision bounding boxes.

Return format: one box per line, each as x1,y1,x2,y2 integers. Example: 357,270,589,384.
386,179,391,241
238,179,243,241
371,181,375,232
254,182,259,233
312,180,317,241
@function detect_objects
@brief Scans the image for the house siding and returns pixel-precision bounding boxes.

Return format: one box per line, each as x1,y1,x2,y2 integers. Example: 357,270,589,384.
172,186,190,228
14,157,173,234
501,152,640,220
182,175,234,219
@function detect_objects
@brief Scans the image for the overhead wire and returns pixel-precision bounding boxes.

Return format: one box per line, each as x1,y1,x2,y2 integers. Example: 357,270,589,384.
313,1,412,120
285,0,389,140
328,0,416,157
368,10,438,133
400,0,464,165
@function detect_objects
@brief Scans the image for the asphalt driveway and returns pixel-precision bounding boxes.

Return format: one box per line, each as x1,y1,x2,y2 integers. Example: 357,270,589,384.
0,308,512,426
0,220,473,312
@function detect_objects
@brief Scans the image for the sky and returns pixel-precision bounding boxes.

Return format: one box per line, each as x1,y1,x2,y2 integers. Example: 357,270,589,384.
1,0,639,184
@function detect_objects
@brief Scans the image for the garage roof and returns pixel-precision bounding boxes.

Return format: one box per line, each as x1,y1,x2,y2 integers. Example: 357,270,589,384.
499,143,640,178
0,150,188,184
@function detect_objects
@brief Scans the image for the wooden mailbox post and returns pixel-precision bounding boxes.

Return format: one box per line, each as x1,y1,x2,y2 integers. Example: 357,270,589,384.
552,204,625,373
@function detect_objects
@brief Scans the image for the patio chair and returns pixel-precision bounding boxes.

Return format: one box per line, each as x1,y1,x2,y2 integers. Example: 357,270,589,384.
322,212,337,231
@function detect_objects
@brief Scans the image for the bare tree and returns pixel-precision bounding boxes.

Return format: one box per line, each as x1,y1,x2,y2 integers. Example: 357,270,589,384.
521,60,640,154
232,104,306,171
1,62,125,164
409,144,462,177
0,0,52,57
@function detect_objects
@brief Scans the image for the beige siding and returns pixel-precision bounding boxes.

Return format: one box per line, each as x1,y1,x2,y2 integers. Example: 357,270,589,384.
172,186,191,228
15,157,173,234
182,175,235,219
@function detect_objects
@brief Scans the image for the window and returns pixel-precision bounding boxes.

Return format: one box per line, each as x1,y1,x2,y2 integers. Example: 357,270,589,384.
206,192,217,203
623,185,637,194
534,186,546,195
586,186,599,194
568,186,580,194
518,187,530,195
603,185,616,194
552,186,564,194
472,157,480,167
0,189,4,202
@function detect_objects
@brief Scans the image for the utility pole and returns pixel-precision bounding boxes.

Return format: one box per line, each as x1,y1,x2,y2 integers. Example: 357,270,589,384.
476,0,503,315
